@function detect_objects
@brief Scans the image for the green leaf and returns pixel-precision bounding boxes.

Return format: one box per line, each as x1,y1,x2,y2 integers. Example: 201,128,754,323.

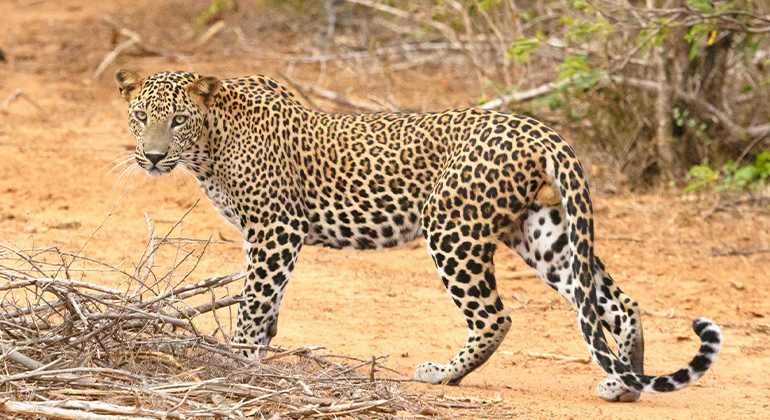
573,70,607,90
757,152,770,167
556,56,590,81
685,24,708,60
730,166,758,188
478,0,500,11
686,0,715,14
508,37,541,65
746,40,759,56
534,92,563,111
684,165,718,192
564,17,611,41
688,165,715,180
197,0,228,26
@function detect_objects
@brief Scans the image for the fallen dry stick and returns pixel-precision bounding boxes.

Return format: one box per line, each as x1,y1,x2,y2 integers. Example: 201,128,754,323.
0,262,420,415
0,88,46,114
94,17,162,79
285,399,394,418
0,342,41,370
0,398,157,420
504,270,538,279
0,209,431,418
527,351,591,364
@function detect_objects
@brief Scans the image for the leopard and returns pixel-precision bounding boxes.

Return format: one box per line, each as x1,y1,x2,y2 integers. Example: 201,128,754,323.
116,69,722,402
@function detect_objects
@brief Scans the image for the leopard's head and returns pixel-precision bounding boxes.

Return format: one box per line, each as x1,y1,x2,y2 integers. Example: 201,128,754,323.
115,69,220,177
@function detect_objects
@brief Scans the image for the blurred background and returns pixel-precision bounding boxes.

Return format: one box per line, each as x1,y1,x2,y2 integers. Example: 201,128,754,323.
3,0,770,192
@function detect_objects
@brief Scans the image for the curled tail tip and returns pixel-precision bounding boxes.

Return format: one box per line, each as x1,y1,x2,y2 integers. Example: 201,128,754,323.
622,317,722,395
656,316,722,393
692,317,722,370
692,317,712,334
693,317,723,346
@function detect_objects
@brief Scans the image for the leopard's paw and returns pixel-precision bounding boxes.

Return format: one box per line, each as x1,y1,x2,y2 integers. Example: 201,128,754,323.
414,362,450,384
596,378,641,402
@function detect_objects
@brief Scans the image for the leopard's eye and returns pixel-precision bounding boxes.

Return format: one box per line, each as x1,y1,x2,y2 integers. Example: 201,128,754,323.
134,110,147,123
171,115,188,128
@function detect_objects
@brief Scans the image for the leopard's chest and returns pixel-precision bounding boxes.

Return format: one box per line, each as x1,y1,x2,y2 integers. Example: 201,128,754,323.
198,177,241,232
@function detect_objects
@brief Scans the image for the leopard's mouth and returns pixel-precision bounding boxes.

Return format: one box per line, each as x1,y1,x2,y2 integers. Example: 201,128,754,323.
138,162,177,177
136,156,178,177
146,167,170,177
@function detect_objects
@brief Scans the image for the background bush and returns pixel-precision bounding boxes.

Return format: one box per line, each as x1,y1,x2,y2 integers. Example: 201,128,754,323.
196,0,770,190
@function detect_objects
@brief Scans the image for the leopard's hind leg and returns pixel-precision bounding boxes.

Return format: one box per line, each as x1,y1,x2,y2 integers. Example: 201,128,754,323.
413,176,519,385
507,201,645,401
592,257,645,401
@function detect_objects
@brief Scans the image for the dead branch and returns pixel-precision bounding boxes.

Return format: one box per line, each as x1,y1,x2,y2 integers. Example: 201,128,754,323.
0,399,158,420
284,399,393,418
0,342,41,370
137,270,244,309
0,88,46,114
0,208,428,418
608,75,770,141
93,31,139,79
710,248,770,257
181,295,245,318
478,75,582,110
278,74,387,112
526,351,591,364
195,20,226,51
50,400,184,420
94,17,162,79
345,0,457,42
253,41,490,64
480,72,770,142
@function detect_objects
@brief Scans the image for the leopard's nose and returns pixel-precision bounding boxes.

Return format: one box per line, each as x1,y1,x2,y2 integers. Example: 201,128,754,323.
145,152,167,165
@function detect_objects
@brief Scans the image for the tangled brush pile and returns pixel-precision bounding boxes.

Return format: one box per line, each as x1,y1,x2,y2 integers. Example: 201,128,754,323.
0,207,427,419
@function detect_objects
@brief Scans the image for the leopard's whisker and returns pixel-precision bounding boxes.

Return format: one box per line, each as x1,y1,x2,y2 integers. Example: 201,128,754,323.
129,165,143,190
179,166,198,186
173,167,187,189
113,162,137,188
103,154,137,175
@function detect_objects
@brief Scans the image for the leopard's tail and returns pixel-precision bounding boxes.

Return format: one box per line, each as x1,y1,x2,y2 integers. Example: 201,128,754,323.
543,140,722,394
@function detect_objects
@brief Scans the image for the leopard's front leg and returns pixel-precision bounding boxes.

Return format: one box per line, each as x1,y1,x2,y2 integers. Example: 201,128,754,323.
234,224,305,357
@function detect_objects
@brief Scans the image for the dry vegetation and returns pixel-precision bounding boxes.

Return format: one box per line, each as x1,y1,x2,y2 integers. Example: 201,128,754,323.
0,207,429,419
214,0,770,185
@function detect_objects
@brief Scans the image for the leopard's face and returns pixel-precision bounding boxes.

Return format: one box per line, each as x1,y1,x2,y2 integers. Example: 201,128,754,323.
116,69,220,177
127,91,203,177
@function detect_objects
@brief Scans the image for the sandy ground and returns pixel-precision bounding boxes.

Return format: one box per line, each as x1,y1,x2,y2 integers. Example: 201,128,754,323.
1,1,769,418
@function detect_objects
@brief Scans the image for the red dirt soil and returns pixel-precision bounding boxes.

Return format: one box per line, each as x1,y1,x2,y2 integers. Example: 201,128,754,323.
1,1,769,418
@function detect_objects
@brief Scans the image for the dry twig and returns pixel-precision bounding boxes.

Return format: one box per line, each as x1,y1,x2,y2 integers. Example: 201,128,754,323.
94,17,162,79
278,73,388,112
0,208,428,419
710,248,770,257
0,89,45,114
526,352,591,364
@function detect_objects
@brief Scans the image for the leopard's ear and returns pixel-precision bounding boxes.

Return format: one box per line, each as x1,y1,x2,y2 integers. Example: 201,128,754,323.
115,69,144,102
188,76,221,108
